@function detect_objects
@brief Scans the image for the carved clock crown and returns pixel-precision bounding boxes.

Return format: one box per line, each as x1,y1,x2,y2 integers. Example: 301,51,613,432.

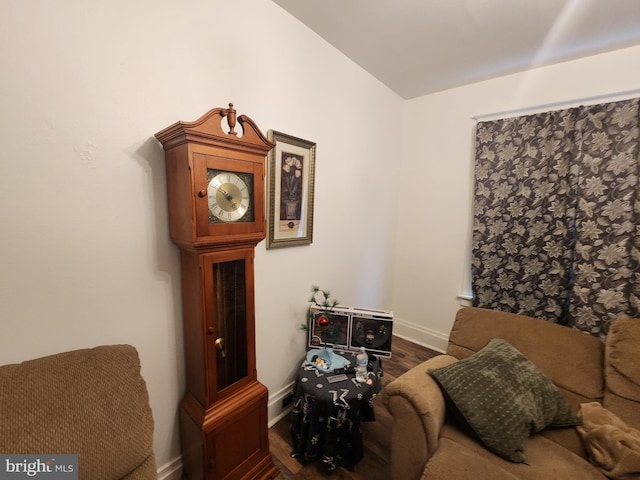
155,103,275,154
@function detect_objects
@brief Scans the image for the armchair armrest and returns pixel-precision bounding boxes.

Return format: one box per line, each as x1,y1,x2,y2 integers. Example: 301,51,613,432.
383,354,458,480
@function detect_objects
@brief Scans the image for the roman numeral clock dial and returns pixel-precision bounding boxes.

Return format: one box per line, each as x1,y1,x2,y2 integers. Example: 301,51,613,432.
207,170,253,223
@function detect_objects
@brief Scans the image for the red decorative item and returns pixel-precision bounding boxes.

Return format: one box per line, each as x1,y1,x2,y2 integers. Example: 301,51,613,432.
317,315,329,327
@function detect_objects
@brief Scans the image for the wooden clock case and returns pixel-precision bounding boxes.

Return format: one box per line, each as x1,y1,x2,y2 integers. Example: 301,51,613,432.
155,104,279,480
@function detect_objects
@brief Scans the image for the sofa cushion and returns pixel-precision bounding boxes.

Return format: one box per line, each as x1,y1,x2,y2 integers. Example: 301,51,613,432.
447,308,605,409
0,345,155,480
421,423,606,480
429,338,581,462
603,316,640,431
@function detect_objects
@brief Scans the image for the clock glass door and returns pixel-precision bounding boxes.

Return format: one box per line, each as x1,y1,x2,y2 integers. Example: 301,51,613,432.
213,258,248,391
203,248,257,403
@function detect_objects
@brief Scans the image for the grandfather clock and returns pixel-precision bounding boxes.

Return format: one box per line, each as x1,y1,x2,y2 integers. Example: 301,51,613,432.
155,104,279,480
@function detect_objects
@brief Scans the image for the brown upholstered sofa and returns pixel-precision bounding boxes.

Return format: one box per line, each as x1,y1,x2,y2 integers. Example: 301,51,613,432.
0,344,157,479
384,307,640,480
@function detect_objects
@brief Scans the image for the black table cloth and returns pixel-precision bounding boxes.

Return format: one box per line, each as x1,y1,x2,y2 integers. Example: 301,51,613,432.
289,355,381,471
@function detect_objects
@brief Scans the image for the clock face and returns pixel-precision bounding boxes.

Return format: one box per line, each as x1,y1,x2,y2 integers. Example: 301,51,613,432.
207,170,254,223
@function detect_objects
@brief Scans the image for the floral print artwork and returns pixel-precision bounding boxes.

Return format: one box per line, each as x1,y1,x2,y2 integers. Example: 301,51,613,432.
280,152,303,221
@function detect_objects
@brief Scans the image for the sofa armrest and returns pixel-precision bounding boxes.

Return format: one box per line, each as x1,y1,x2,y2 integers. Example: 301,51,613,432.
383,354,458,480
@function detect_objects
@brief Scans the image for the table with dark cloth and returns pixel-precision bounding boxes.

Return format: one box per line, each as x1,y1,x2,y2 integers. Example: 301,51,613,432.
289,355,381,471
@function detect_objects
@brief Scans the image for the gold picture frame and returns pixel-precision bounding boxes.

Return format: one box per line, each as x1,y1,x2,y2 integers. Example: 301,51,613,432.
266,130,316,248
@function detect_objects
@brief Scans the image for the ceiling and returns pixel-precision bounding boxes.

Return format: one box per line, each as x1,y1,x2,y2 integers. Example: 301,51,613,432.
272,0,640,99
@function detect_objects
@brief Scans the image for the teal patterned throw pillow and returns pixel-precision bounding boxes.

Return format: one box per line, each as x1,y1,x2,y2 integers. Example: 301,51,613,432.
428,338,581,463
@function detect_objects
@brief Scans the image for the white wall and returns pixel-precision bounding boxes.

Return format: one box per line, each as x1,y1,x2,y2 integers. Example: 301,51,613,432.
392,44,640,350
0,0,402,476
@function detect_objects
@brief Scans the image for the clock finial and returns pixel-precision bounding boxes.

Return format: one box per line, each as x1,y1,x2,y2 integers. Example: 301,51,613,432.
224,102,237,136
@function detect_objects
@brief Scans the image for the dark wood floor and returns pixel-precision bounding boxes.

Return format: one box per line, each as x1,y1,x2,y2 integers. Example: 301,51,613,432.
268,336,440,479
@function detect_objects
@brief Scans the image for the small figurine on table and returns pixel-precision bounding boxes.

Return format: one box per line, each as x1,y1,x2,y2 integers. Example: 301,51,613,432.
311,355,329,371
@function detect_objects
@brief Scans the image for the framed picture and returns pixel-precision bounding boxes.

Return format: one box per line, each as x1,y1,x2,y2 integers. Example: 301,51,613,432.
266,130,316,248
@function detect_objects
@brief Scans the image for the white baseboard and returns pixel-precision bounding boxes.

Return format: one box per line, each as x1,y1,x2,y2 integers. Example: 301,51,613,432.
392,318,449,353
157,456,182,480
267,381,295,427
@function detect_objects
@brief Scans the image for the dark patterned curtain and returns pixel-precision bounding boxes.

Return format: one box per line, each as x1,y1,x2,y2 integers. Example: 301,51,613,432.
472,98,640,339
